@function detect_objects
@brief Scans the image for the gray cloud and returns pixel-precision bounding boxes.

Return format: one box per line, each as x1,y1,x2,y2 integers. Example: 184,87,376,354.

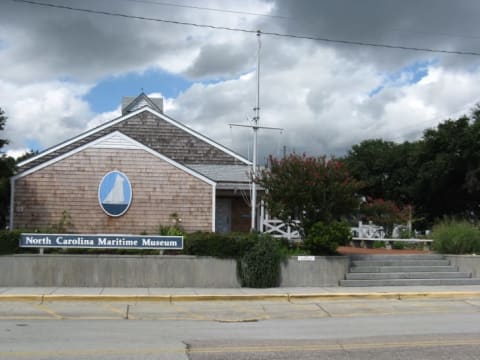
0,0,257,82
185,41,256,79
270,0,480,71
2,0,480,160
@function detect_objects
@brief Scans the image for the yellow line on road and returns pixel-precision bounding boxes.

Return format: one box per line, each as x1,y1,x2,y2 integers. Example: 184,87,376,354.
32,304,63,319
1,338,480,358
326,308,479,318
0,347,186,358
170,302,212,321
0,316,53,320
102,303,135,319
188,338,480,354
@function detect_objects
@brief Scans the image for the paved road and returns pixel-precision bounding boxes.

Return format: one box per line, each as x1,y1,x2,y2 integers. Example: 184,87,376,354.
2,297,480,321
1,298,480,359
187,335,480,359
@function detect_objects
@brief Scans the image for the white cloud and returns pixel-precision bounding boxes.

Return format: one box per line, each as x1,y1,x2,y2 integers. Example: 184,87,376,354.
165,49,480,159
0,80,92,149
5,148,30,159
1,0,480,161
86,107,121,130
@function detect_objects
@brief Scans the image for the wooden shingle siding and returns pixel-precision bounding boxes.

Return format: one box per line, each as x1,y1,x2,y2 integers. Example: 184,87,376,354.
18,111,242,173
13,148,212,233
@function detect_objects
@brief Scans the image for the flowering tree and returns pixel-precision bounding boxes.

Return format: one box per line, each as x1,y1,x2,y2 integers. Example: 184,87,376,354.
256,154,361,236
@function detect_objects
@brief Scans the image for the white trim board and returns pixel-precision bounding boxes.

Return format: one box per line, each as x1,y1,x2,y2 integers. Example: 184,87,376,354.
18,106,251,168
211,183,216,232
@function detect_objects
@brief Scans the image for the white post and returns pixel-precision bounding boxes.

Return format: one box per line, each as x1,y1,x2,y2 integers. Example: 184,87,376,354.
251,30,261,232
260,200,265,233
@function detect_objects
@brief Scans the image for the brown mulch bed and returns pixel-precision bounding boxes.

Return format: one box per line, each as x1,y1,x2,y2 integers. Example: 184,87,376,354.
337,246,432,255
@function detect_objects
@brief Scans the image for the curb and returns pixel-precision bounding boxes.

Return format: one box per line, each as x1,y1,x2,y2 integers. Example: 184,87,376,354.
1,291,480,302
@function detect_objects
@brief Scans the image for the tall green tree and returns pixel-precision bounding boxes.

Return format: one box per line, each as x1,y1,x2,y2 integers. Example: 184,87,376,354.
256,154,361,236
343,139,419,205
0,108,7,149
0,107,15,229
344,107,480,228
414,114,480,223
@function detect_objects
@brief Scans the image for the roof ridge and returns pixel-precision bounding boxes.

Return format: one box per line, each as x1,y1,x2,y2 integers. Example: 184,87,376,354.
17,107,251,170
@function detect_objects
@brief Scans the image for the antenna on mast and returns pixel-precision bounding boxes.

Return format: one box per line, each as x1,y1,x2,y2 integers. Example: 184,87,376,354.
251,29,261,232
229,30,283,232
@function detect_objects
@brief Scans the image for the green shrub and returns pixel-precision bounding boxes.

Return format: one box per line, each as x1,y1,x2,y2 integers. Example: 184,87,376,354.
183,232,258,259
303,221,352,255
0,230,21,254
373,240,384,249
159,225,185,237
159,213,185,236
432,220,480,254
238,235,284,288
391,241,406,250
183,232,288,287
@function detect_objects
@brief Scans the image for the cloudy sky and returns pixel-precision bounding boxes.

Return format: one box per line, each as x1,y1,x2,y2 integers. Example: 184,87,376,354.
1,0,480,162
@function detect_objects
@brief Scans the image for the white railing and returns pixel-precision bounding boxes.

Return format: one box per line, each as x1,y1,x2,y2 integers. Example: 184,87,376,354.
260,202,302,240
350,221,432,250
350,221,386,239
261,218,302,240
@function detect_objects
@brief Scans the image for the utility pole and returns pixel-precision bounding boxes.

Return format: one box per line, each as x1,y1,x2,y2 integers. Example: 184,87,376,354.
229,30,282,232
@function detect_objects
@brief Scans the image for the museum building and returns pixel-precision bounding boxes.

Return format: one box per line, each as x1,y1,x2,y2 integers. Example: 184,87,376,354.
10,93,253,234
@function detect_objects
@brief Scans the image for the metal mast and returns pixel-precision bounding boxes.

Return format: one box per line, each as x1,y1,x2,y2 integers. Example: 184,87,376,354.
251,30,261,231
229,30,283,232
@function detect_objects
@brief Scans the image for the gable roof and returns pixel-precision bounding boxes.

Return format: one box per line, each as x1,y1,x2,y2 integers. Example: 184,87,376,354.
122,93,163,115
18,103,251,174
13,131,216,187
187,164,250,183
187,164,253,191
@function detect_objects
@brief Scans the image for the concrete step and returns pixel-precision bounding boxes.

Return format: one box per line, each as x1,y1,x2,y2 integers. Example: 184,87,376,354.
349,254,444,261
350,265,458,273
352,259,450,267
340,278,480,287
345,272,472,280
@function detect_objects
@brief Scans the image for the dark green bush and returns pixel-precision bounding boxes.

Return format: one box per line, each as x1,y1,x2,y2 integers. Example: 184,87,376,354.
0,230,21,254
183,232,287,287
392,241,406,250
432,220,480,254
182,232,258,259
303,221,352,255
159,225,185,236
373,240,384,249
238,234,284,288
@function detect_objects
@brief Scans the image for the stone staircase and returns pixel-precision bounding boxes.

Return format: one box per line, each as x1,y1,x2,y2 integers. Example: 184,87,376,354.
340,254,480,286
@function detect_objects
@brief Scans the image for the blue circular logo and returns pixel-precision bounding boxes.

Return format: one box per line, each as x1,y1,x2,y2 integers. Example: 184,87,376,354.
98,171,132,217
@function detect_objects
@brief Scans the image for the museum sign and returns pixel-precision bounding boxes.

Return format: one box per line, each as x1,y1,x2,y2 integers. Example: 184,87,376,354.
20,233,183,250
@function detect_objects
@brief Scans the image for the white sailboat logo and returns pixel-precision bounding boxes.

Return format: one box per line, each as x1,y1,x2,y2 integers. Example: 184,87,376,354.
99,171,132,217
103,174,126,204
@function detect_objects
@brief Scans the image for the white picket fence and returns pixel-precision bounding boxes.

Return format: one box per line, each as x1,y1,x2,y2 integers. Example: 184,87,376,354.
259,204,301,240
350,221,432,250
261,218,302,240
350,221,386,239
258,208,428,249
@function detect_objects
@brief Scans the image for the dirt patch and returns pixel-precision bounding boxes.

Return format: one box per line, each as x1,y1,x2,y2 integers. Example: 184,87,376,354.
337,246,431,255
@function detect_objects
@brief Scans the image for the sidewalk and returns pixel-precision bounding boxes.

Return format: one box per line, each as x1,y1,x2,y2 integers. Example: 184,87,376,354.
2,285,480,302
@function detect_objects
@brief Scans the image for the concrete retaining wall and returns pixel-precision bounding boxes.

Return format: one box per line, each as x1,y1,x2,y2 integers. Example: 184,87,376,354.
281,256,350,287
0,255,241,288
445,255,480,278
0,255,349,288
